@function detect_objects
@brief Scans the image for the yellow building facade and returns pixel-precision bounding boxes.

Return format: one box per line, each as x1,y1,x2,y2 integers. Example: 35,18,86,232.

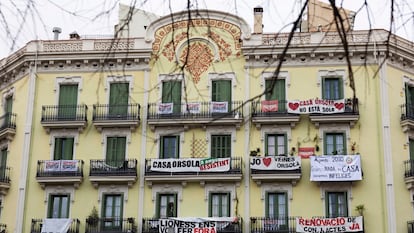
0,4,413,233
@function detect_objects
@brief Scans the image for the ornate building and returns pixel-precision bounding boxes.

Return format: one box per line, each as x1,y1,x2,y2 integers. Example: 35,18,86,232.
0,2,413,233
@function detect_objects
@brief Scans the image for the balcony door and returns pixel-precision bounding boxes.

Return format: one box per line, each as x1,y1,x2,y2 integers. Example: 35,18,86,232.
209,193,230,217
58,84,78,119
54,137,74,160
0,148,7,180
265,79,285,111
322,78,343,100
109,83,129,118
212,80,231,113
157,193,177,218
211,135,231,158
326,192,348,218
162,81,181,114
266,192,288,230
4,95,12,127
406,84,414,118
106,137,126,167
102,194,123,230
160,135,179,159
48,194,70,218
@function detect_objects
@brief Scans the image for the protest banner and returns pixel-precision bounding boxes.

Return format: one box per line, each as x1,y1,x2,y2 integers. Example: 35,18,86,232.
287,98,345,114
250,156,301,170
310,155,362,181
211,102,228,113
158,103,174,114
261,100,278,112
296,216,363,233
150,158,230,172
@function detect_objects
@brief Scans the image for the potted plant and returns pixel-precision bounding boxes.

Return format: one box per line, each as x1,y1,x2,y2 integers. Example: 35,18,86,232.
86,206,99,227
355,204,365,216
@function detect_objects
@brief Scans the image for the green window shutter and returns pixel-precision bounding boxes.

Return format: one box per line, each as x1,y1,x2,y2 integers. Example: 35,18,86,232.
48,195,70,218
5,96,12,113
102,194,123,229
58,84,78,118
0,149,7,181
156,194,161,218
212,80,232,112
211,135,231,158
324,133,346,155
406,84,414,117
162,81,181,114
208,192,212,217
265,79,286,111
326,192,348,217
323,78,343,100
410,139,414,161
54,138,74,160
160,136,179,159
106,137,126,166
109,83,129,116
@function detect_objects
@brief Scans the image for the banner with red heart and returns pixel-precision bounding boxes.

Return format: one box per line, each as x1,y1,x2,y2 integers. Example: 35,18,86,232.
287,98,346,114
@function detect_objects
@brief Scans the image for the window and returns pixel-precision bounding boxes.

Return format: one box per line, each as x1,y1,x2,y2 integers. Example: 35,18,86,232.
209,193,230,217
212,80,231,112
160,135,179,159
326,192,348,217
410,139,414,161
324,133,346,155
162,81,181,114
266,192,288,230
4,95,12,127
265,134,287,156
0,148,7,180
265,79,285,111
406,84,414,117
322,78,343,100
157,193,177,218
211,135,231,158
109,83,129,117
48,194,70,218
106,137,126,167
58,84,78,119
102,194,123,230
54,137,74,160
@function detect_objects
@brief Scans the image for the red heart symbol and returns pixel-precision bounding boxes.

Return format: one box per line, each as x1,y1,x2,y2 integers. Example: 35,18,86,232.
334,103,344,110
288,102,299,110
263,158,272,167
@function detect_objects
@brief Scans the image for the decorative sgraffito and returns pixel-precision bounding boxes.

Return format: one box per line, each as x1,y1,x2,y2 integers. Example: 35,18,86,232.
179,42,213,83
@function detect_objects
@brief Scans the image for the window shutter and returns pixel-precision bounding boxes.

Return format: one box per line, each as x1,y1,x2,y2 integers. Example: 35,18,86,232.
54,138,63,160
63,138,74,160
109,83,129,116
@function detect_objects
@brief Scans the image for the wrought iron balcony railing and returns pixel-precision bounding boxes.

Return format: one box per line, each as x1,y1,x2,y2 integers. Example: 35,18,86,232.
0,166,11,184
142,217,242,233
93,104,140,121
41,104,88,122
404,160,414,178
144,157,242,176
0,112,16,131
90,159,137,176
30,218,80,233
251,100,290,116
85,217,137,233
401,104,414,121
36,160,84,178
251,217,297,233
147,101,243,119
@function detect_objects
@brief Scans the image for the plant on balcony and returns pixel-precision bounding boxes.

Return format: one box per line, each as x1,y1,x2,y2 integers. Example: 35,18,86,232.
86,206,99,226
355,204,365,216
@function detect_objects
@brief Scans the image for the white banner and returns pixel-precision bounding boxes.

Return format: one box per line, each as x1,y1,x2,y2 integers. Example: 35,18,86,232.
287,99,345,114
158,217,238,233
211,102,228,113
186,102,201,113
41,218,72,233
151,158,230,172
296,216,363,232
44,160,78,172
310,155,362,181
250,156,301,170
158,103,173,114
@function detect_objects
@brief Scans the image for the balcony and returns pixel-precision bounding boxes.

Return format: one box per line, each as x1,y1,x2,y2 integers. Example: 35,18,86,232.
400,104,414,132
92,104,140,132
0,112,16,142
309,98,359,128
250,156,302,186
147,101,244,131
404,160,414,190
144,157,243,186
85,217,137,233
0,224,6,233
41,105,88,133
251,100,300,129
0,167,11,195
142,217,242,233
408,220,414,233
251,217,297,233
89,159,137,187
36,160,84,189
30,218,80,233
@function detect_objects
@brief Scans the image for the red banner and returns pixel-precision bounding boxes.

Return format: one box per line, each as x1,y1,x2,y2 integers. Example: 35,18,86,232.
261,100,278,112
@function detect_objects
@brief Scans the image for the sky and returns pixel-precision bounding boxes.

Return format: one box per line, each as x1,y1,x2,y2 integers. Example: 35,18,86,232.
0,0,414,59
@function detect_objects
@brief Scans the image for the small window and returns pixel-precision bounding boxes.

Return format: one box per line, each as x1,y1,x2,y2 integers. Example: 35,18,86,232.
54,137,74,160
209,193,230,217
265,134,287,156
326,192,348,217
102,194,123,230
157,193,177,218
211,135,231,158
48,194,70,218
160,135,179,159
324,133,346,155
322,78,343,100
